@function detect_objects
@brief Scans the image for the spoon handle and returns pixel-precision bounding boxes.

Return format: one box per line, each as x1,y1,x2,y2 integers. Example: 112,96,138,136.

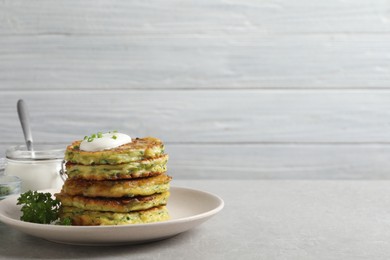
17,99,34,151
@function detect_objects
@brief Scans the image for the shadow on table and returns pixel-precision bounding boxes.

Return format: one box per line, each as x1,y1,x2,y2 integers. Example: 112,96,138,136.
1,228,203,259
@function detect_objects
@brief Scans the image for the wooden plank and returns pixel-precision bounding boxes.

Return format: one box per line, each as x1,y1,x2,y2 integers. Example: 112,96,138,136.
0,143,389,179
0,0,389,35
1,90,390,143
0,34,390,89
167,144,390,179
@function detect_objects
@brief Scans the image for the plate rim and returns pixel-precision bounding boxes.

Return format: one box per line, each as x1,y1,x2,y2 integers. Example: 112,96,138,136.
0,186,224,244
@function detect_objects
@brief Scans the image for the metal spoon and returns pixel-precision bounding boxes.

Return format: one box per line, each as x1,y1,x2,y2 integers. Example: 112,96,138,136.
17,99,34,151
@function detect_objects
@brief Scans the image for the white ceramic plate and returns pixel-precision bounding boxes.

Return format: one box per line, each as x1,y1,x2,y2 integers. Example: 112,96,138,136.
0,187,224,246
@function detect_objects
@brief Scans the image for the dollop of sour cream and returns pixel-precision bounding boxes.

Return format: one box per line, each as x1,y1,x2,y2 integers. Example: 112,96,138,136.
80,132,132,152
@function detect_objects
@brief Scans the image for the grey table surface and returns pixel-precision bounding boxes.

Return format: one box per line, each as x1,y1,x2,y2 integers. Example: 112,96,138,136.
1,179,390,260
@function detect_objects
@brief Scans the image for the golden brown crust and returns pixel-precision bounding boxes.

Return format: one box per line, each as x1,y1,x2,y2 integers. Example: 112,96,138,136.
55,191,170,213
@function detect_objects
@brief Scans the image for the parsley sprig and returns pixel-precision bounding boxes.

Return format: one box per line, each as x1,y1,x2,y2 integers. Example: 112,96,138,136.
17,191,61,224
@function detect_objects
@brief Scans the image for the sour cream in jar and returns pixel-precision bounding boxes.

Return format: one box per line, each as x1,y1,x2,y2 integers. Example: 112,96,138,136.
5,145,64,192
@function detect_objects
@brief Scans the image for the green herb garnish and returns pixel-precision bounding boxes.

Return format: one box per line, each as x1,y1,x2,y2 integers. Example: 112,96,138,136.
112,135,117,140
0,186,11,196
84,131,118,142
58,217,72,226
17,191,61,224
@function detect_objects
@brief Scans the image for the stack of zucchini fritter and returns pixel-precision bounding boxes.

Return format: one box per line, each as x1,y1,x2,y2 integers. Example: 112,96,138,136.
55,137,171,225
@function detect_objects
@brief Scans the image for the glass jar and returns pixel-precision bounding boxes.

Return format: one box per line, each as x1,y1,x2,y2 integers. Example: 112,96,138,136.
0,175,21,199
0,158,21,199
0,158,5,176
5,145,64,192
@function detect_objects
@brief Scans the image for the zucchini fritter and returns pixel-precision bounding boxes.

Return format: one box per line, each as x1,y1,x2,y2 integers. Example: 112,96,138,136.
60,206,170,226
62,174,172,198
65,154,168,180
65,137,164,165
55,191,170,213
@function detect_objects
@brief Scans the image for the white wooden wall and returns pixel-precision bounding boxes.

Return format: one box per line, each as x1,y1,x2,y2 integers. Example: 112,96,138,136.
1,0,390,179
